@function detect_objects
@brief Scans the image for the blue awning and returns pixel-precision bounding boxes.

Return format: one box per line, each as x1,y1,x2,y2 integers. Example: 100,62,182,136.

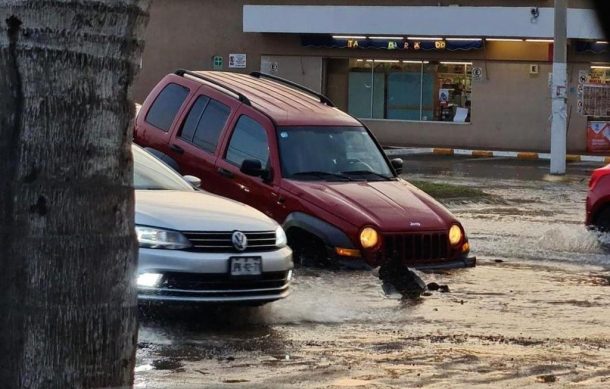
575,40,609,54
301,35,483,51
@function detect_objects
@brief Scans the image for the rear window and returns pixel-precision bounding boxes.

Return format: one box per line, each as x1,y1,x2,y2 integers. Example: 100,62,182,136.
179,95,230,154
145,83,189,132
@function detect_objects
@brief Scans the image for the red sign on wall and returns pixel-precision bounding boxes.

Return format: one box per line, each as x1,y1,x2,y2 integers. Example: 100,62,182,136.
587,121,610,153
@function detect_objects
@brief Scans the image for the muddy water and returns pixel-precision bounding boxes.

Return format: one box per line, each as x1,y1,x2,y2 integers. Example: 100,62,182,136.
136,160,610,388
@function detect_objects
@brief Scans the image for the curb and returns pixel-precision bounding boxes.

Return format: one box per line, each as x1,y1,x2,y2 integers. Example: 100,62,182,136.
384,147,610,164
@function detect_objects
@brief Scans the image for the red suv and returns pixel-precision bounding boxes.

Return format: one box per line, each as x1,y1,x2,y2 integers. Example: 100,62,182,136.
134,70,475,270
586,164,610,231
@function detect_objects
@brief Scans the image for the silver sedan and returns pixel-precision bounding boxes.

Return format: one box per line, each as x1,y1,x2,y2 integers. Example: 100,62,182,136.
133,146,293,305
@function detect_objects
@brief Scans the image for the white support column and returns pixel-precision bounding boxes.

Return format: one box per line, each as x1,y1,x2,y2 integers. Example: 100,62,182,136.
550,0,568,175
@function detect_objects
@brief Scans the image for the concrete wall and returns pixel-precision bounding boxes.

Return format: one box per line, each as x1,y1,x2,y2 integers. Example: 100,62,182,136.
134,0,596,101
134,0,603,153
260,56,323,92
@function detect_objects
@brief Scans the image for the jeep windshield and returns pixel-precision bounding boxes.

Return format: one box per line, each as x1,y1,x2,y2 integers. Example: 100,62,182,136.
278,126,394,181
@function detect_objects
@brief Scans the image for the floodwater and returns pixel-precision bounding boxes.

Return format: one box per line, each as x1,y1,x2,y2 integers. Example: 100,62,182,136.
135,156,610,388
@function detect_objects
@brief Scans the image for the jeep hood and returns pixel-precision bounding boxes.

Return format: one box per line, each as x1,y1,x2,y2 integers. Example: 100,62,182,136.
283,179,456,232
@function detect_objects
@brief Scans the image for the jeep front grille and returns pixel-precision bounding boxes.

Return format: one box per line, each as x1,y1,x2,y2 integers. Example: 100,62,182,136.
383,232,449,262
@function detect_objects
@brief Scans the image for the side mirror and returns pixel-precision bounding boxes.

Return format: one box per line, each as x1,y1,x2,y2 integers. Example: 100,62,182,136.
390,158,403,175
240,159,263,177
183,175,202,189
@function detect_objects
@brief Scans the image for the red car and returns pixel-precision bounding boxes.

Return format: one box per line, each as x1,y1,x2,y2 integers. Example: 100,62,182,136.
586,164,610,231
134,70,475,270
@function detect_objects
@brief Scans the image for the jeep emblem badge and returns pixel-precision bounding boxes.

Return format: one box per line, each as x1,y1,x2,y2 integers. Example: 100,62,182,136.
232,231,248,251
410,222,422,227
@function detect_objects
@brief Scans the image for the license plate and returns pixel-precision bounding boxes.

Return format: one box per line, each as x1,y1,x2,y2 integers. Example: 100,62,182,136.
230,257,262,276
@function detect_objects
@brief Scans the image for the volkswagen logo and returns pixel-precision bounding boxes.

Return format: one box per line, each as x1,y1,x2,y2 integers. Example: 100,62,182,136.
231,231,248,251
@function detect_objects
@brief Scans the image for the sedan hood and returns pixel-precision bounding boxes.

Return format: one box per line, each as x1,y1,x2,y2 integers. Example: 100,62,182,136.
284,179,456,232
136,190,278,232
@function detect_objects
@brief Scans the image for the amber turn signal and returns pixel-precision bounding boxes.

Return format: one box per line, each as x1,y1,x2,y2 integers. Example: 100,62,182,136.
461,242,470,253
335,247,362,257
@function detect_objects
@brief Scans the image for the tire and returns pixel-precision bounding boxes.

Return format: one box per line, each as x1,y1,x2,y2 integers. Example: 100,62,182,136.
593,206,610,232
288,229,330,268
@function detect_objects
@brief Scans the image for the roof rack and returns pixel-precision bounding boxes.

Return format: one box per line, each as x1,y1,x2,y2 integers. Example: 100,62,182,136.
250,72,335,107
175,69,251,106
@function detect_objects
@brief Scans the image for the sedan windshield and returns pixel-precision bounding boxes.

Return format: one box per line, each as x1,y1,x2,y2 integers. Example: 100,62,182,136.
278,126,394,181
133,146,194,191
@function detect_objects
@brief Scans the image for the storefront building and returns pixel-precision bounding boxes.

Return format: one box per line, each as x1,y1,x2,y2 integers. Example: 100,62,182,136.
135,0,610,153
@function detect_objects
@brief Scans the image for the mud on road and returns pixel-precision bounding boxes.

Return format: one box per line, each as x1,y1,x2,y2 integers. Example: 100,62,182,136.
136,157,610,388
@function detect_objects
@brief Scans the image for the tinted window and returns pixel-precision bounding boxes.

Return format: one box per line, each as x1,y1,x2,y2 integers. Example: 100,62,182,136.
133,146,193,191
145,83,189,131
226,116,269,168
179,96,209,142
277,126,392,180
193,99,230,153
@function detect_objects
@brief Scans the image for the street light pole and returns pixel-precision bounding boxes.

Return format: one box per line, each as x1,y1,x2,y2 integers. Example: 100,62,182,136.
550,0,568,175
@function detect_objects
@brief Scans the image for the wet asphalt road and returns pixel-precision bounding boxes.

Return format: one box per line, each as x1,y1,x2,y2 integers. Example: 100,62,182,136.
135,156,610,389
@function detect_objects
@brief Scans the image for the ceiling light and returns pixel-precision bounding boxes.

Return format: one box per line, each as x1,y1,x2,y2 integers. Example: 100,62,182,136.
486,38,524,42
440,61,473,65
402,60,430,64
525,39,554,43
369,36,403,40
408,37,443,41
445,38,483,42
591,65,610,69
332,35,366,40
596,41,609,44
373,59,400,63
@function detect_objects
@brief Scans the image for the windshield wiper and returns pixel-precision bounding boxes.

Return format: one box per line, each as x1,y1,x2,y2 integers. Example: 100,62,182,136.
290,171,353,181
135,187,171,190
341,170,393,181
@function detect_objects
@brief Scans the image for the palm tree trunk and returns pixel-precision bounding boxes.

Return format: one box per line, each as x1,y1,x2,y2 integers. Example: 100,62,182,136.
0,1,150,387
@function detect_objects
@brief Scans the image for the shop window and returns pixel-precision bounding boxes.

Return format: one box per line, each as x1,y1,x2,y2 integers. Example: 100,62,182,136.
583,66,610,152
345,59,472,123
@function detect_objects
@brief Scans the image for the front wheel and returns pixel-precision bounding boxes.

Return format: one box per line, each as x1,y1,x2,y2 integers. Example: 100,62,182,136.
593,206,610,232
288,230,331,268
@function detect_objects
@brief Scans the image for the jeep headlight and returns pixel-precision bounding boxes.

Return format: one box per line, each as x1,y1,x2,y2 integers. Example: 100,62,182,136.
449,224,463,246
360,227,379,249
275,226,287,248
135,226,192,250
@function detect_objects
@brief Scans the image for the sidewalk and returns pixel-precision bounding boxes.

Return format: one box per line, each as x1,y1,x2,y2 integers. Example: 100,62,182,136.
384,147,610,164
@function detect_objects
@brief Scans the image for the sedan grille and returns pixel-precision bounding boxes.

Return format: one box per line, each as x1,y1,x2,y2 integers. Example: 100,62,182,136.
383,232,449,263
182,231,277,253
160,271,289,291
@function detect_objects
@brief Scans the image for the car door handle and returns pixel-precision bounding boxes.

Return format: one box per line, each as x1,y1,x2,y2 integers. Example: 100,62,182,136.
271,192,285,205
217,167,234,179
169,144,184,154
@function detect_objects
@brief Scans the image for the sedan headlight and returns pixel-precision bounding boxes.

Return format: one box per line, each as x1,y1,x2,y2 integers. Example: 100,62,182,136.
135,226,192,250
449,224,463,246
360,227,379,249
276,226,288,248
